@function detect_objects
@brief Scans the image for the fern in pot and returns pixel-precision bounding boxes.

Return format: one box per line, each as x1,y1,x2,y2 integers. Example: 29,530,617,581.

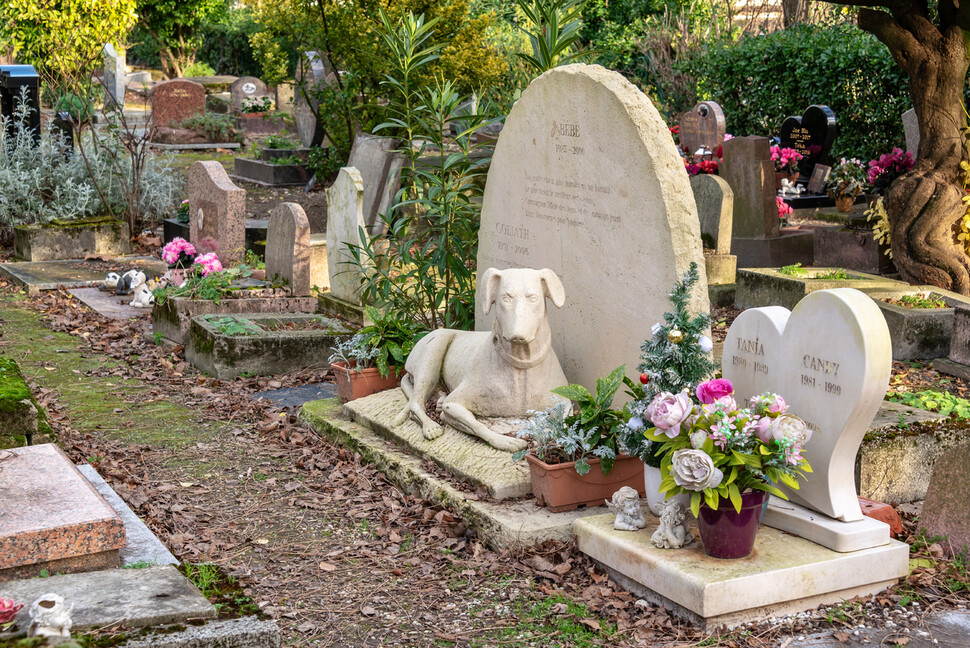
328,306,424,402
512,365,646,512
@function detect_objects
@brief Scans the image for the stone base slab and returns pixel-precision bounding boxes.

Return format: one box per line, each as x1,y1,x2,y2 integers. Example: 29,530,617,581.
343,389,531,500
730,230,814,269
574,513,909,630
704,253,737,285
763,498,890,552
0,549,119,581
123,616,281,648
1,565,216,632
934,357,970,381
317,292,366,325
300,398,607,549
0,257,168,294
0,444,126,577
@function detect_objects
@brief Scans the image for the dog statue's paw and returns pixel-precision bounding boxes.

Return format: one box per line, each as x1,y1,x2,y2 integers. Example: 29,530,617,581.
422,422,444,440
492,435,528,453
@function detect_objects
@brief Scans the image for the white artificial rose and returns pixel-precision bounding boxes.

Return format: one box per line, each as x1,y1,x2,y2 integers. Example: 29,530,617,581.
698,335,713,353
770,414,812,446
670,448,724,491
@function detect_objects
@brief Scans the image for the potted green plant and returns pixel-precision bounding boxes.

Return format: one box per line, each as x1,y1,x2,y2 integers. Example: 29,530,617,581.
328,306,424,402
512,365,646,512
826,157,867,212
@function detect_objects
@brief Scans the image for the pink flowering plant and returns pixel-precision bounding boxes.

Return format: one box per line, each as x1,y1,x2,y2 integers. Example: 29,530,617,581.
642,379,813,516
193,252,223,276
776,197,793,222
867,148,914,194
770,146,804,175
161,237,196,267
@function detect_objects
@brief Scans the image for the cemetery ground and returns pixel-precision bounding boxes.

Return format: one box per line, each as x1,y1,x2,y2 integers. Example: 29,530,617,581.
2,274,970,647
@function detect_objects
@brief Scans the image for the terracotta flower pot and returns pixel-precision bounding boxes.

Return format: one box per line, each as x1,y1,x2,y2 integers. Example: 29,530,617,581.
775,172,797,191
834,195,855,212
330,361,404,403
696,489,768,559
525,453,645,513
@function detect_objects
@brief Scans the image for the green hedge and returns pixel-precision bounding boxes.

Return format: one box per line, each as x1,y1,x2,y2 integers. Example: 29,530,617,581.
683,23,911,162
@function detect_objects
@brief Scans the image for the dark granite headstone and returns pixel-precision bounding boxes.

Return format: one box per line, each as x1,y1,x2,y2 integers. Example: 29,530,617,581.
51,112,74,158
679,101,725,158
779,105,837,185
0,65,41,145
151,79,205,128
294,51,332,148
920,442,970,552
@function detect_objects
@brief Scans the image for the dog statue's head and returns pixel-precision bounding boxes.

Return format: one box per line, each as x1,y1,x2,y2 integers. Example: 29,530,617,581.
481,267,565,345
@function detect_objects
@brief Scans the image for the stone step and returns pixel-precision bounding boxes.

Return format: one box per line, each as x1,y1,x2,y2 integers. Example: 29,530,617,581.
123,616,280,648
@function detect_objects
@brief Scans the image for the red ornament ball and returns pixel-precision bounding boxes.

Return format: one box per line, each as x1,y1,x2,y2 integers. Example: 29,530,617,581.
639,373,649,385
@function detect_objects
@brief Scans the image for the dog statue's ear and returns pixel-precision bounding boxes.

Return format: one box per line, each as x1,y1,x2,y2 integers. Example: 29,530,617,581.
539,268,565,308
481,267,502,315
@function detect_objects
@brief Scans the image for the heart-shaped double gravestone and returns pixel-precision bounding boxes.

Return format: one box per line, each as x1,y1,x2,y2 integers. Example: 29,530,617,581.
722,288,891,522
779,104,837,184
679,101,726,158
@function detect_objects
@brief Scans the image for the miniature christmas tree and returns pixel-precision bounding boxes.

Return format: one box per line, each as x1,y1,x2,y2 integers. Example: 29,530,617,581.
621,261,715,464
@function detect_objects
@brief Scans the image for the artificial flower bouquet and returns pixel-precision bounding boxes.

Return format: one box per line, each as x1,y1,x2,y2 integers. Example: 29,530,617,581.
826,157,867,200
633,378,813,517
770,146,803,175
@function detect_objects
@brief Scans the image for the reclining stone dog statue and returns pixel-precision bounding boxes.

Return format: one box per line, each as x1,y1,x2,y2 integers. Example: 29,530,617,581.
396,267,569,452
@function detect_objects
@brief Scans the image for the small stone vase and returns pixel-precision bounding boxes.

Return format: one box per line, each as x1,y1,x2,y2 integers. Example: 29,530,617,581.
696,489,768,559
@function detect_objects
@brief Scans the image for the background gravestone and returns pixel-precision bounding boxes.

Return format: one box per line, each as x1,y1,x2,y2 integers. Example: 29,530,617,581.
326,167,366,304
690,174,733,254
779,105,837,184
0,65,41,144
720,136,777,239
903,108,920,154
229,76,269,113
920,443,970,551
346,134,404,234
266,203,311,296
722,288,892,523
188,161,247,265
102,44,125,107
294,52,330,148
476,63,708,392
151,79,205,128
679,101,725,158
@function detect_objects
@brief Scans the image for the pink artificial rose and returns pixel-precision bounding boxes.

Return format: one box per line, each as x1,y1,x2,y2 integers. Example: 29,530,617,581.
193,252,223,276
713,394,737,412
752,416,773,443
696,379,733,404
646,391,694,438
0,598,22,625
767,394,787,414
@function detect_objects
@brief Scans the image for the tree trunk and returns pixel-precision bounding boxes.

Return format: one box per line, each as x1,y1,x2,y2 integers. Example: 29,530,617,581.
881,27,970,293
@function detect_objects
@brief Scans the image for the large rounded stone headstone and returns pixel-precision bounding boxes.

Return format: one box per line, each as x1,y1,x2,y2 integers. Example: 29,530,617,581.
475,63,708,392
294,52,328,148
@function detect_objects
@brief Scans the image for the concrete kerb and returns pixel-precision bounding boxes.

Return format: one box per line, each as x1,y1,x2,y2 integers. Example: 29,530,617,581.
299,398,603,549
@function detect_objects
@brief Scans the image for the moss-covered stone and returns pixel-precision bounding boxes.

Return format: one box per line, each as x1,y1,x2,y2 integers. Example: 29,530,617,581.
0,356,51,446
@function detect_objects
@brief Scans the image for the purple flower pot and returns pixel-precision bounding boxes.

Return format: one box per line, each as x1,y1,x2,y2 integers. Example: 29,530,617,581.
697,490,768,559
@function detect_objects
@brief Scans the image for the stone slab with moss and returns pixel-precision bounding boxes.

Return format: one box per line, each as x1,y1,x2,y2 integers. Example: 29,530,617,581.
186,313,353,379
814,225,894,275
0,256,168,295
731,230,814,269
0,356,53,447
574,513,908,631
300,398,608,549
232,158,310,187
152,293,319,346
13,216,130,262
734,267,904,311
316,291,368,326
865,287,970,360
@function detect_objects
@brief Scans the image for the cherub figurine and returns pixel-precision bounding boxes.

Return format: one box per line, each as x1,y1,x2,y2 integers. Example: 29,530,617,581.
651,500,695,549
28,593,73,638
605,486,646,531
779,178,805,196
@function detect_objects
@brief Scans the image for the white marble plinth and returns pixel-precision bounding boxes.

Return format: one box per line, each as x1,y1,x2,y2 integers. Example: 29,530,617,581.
764,497,891,552
574,513,908,630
